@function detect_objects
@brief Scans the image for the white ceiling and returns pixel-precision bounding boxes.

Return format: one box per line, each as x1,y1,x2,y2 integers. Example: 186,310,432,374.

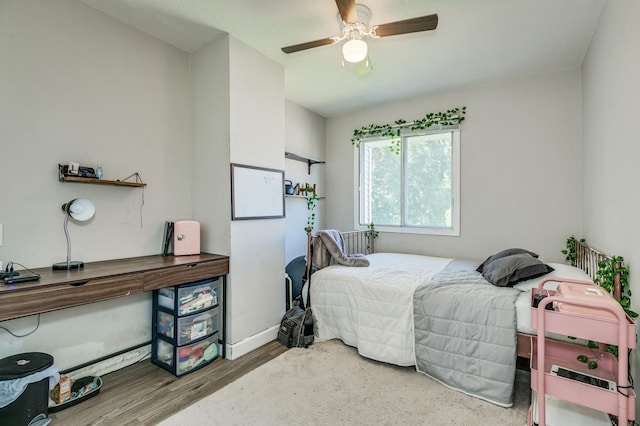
81,0,605,118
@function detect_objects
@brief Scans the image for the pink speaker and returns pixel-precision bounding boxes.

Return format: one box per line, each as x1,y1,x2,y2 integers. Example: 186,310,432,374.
173,220,200,256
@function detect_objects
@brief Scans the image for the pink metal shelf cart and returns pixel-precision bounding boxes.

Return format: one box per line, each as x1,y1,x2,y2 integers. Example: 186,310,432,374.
528,278,636,425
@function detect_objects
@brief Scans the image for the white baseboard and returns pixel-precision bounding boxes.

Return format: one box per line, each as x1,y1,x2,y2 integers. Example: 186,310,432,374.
64,325,280,378
225,325,279,360
65,344,151,380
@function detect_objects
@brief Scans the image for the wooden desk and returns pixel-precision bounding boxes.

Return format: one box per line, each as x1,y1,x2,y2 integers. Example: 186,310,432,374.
0,253,229,322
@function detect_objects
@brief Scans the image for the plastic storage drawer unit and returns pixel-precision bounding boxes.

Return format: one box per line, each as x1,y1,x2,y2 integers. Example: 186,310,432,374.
157,306,220,346
154,332,219,376
157,278,220,316
152,276,224,376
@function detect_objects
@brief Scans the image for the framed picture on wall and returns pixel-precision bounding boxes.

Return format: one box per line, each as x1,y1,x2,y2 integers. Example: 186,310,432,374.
230,163,285,220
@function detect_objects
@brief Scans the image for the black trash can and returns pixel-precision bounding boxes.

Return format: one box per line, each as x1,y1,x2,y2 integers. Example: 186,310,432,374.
0,352,55,426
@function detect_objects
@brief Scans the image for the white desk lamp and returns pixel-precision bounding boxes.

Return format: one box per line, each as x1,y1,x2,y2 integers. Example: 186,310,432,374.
52,198,96,270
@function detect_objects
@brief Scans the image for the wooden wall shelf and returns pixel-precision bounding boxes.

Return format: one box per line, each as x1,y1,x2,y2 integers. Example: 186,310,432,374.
59,175,147,187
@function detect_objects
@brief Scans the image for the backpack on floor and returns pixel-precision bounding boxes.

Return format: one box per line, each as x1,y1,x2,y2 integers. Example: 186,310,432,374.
277,304,314,348
278,267,314,349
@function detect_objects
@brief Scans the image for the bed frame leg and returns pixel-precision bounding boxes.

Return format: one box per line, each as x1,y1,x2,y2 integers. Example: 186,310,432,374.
305,226,313,283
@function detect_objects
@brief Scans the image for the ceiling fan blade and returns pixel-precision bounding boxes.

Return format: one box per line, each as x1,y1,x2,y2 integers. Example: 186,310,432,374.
372,14,438,38
281,37,337,54
335,0,357,23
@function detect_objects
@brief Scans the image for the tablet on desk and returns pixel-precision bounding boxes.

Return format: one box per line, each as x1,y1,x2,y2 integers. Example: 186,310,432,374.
3,271,41,284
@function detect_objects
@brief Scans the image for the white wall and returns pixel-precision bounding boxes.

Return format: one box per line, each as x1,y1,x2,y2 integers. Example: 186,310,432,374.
226,37,286,355
582,0,640,310
325,69,584,262
284,100,326,264
0,0,191,369
186,34,293,357
191,36,231,257
582,1,640,412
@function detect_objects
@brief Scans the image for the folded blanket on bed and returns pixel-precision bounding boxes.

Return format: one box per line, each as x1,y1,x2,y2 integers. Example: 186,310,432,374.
312,229,370,269
413,264,520,407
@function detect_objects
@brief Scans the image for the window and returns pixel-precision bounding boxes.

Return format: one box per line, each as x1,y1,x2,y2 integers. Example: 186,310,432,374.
358,129,460,235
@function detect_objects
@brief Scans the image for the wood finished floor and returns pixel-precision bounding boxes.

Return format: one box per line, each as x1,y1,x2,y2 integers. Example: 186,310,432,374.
48,340,288,426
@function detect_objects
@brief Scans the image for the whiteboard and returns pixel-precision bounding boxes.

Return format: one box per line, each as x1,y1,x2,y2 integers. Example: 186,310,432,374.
231,163,285,220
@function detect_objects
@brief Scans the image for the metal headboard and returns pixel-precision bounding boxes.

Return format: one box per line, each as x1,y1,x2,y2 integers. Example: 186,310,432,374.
305,226,376,280
339,229,375,256
572,238,622,300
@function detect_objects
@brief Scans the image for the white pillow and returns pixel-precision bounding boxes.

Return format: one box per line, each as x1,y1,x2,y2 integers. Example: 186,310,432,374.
512,262,593,292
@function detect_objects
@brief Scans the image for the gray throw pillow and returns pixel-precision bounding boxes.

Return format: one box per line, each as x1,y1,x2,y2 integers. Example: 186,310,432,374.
481,253,554,287
476,248,539,273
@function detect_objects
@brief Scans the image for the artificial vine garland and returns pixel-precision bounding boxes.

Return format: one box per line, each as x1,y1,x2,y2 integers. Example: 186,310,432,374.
351,107,467,154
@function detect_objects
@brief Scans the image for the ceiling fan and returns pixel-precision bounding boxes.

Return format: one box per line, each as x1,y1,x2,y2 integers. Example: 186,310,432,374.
281,0,438,65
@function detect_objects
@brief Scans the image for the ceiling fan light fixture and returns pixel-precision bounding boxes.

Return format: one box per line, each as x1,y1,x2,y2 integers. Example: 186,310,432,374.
342,39,368,63
356,56,373,75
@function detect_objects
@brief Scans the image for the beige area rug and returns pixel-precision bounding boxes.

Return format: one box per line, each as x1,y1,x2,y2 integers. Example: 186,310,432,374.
158,340,530,426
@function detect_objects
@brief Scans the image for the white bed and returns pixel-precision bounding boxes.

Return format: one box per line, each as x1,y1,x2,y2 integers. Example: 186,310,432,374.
305,228,627,406
311,252,451,366
310,252,594,367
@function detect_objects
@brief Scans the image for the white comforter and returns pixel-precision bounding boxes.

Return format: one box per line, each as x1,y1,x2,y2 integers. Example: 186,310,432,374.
310,253,595,368
309,253,452,366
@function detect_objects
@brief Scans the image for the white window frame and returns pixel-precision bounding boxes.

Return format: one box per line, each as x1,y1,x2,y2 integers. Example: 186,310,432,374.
354,127,460,236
